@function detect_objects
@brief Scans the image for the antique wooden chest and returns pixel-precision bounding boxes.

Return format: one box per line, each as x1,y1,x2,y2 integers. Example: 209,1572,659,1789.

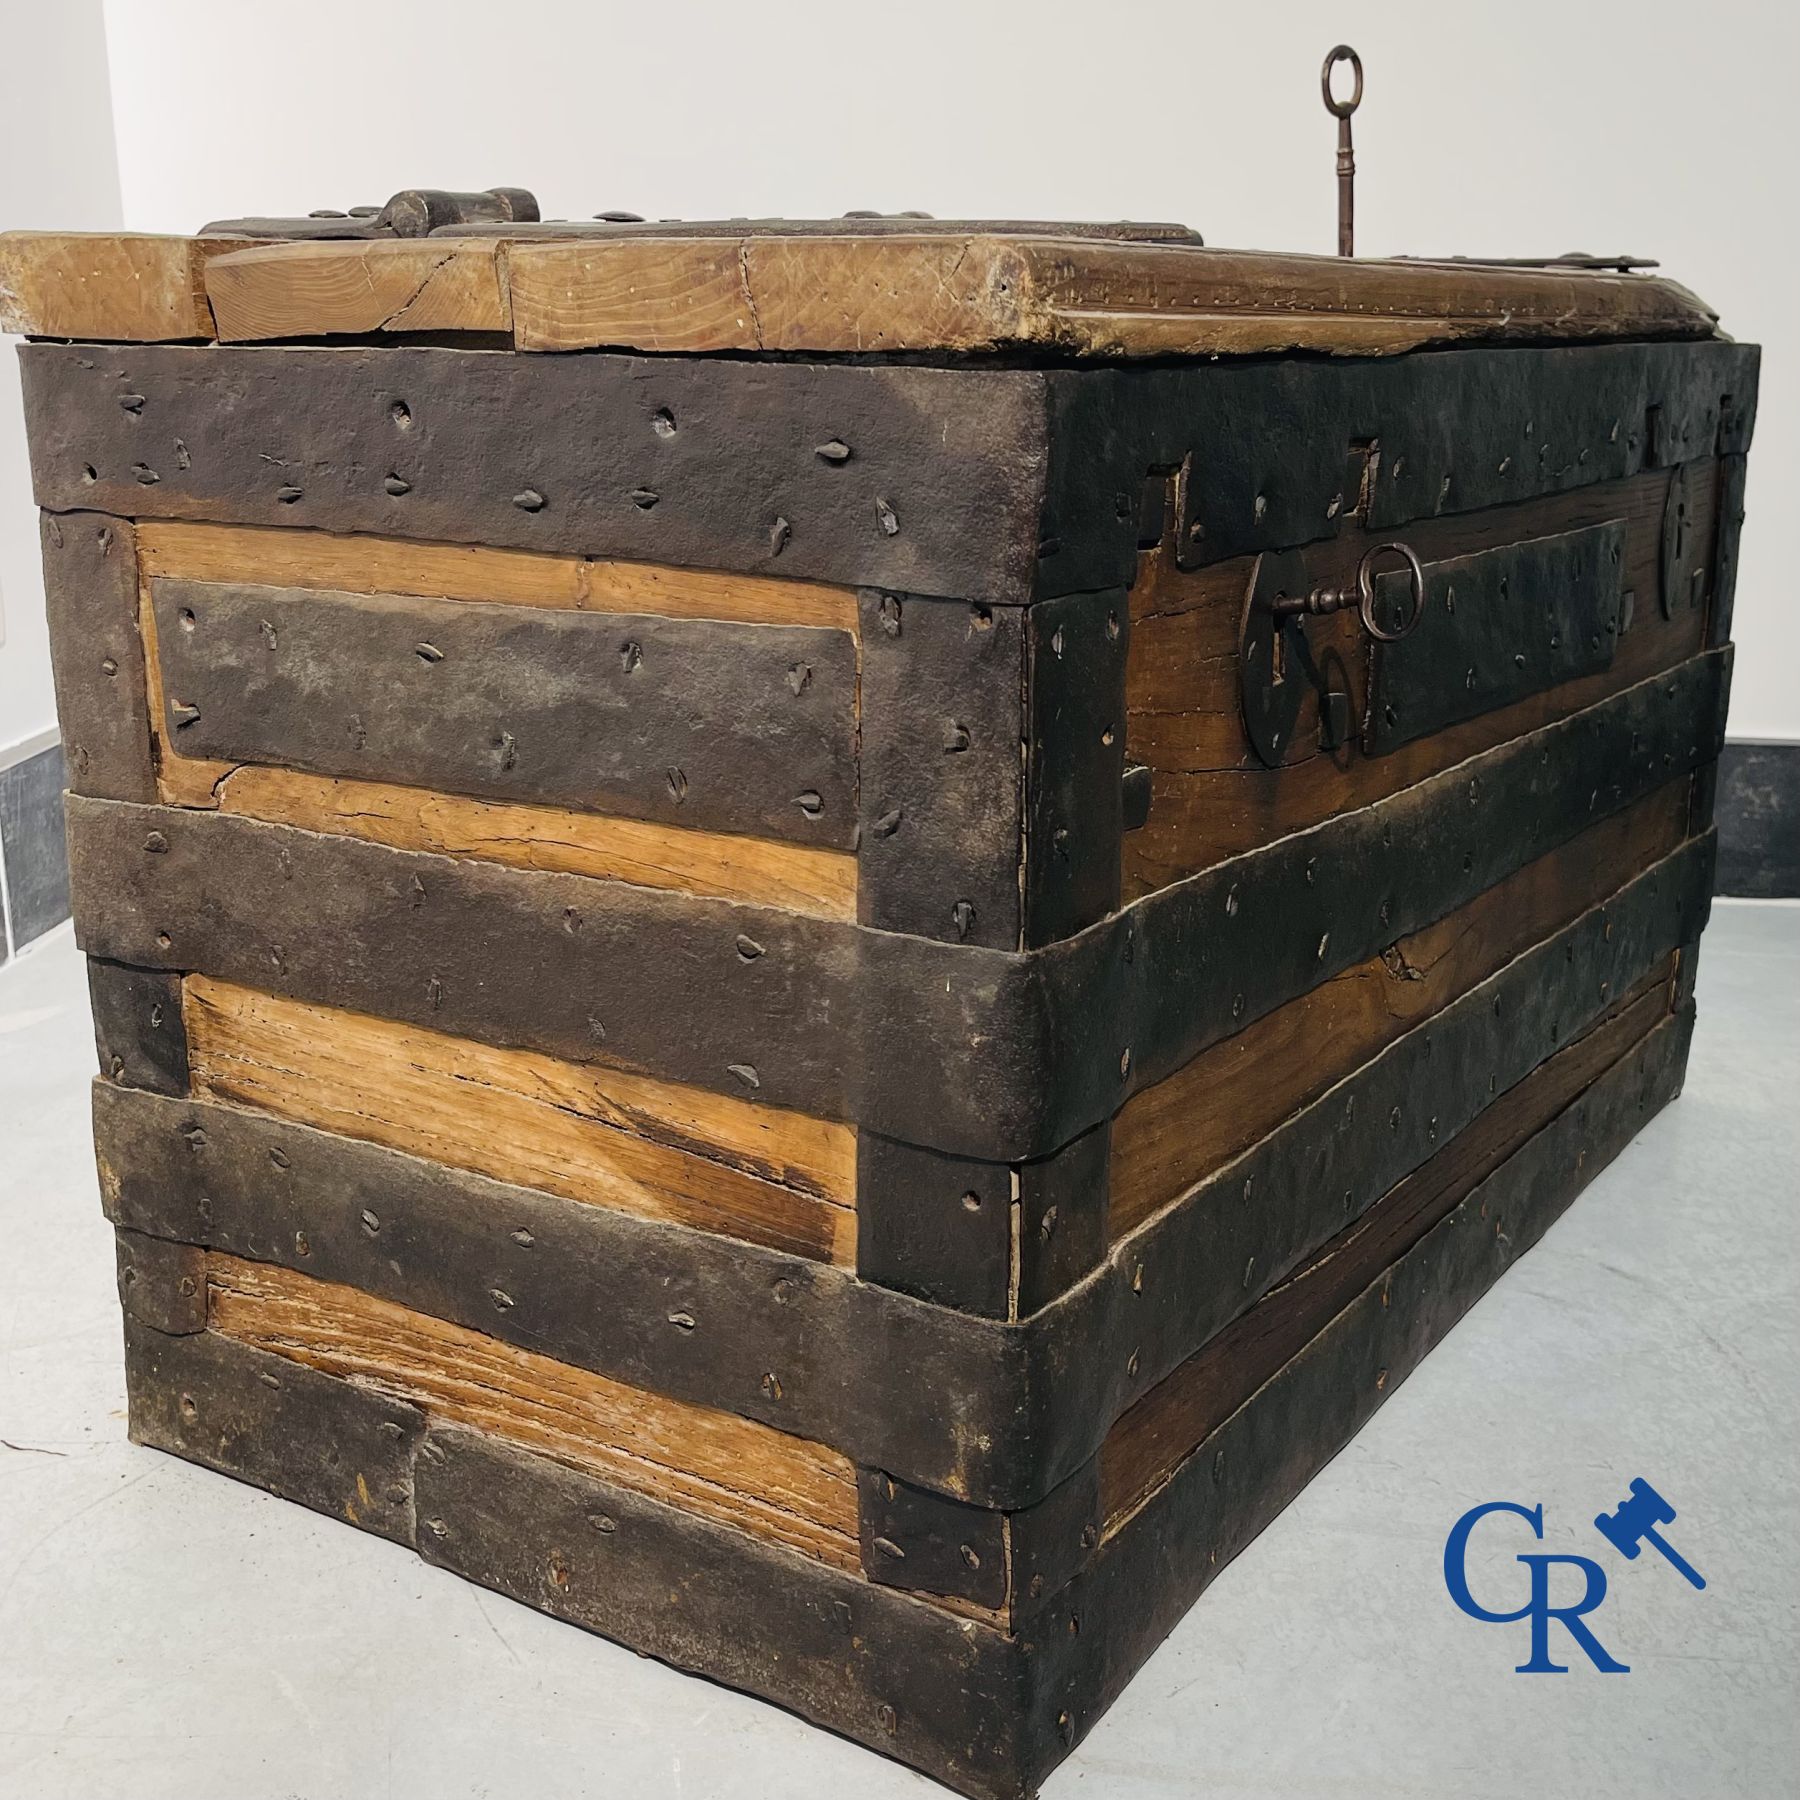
1,202,1754,1796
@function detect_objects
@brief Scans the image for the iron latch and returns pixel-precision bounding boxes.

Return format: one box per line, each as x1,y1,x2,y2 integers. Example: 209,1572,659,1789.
1239,543,1425,766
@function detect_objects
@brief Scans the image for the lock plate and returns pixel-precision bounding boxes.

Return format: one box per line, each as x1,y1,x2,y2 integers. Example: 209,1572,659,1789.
1659,460,1713,621
1363,521,1626,755
1239,550,1312,767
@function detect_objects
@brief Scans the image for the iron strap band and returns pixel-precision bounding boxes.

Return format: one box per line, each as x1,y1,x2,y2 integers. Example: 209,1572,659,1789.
120,1005,1690,1798
100,827,1711,1508
69,646,1728,1161
23,339,1758,606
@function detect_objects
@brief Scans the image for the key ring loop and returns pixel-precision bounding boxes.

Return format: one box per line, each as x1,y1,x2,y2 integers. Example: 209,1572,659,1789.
1321,45,1363,119
1357,542,1426,642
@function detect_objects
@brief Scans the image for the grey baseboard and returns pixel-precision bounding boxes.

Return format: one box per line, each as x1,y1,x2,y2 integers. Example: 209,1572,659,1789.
0,740,71,960
1717,739,1800,899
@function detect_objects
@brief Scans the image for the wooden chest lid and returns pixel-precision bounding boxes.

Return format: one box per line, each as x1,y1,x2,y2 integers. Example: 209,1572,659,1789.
0,204,1719,360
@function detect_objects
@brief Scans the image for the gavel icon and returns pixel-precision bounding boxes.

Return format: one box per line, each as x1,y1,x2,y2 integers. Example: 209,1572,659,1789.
1593,1478,1706,1590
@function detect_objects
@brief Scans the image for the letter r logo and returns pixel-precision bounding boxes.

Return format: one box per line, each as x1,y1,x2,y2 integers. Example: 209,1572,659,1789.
1443,1500,1628,1673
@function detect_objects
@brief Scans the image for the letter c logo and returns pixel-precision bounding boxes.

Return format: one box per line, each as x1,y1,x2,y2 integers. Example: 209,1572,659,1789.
1444,1500,1544,1623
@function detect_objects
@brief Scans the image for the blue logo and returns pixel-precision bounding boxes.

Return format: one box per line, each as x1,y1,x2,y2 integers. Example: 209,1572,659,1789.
1444,1478,1704,1672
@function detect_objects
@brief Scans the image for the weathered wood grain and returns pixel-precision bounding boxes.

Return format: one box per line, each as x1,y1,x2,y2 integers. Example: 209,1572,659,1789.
184,976,855,1264
12,224,1714,358
1109,778,1693,1236
504,234,1718,359
0,232,257,340
205,239,510,341
206,1252,861,1569
206,768,857,917
135,519,860,632
1362,520,1625,753
149,575,858,845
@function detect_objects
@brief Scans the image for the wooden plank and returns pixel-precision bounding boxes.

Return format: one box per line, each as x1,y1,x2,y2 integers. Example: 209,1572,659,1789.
184,976,856,1264
1100,980,1672,1529
1109,779,1693,1237
135,519,860,631
205,239,509,341
1032,650,1728,1160
207,768,856,918
0,232,258,341
204,1252,861,1570
1028,245,1717,357
148,576,859,846
135,547,232,808
13,224,1712,356
505,234,1718,359
1124,463,1719,894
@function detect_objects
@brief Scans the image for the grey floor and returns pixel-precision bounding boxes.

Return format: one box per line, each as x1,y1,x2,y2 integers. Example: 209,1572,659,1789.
1,909,1795,1800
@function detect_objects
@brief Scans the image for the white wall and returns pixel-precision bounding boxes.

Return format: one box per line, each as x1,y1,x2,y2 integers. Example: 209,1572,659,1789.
81,0,1800,738
0,0,123,755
